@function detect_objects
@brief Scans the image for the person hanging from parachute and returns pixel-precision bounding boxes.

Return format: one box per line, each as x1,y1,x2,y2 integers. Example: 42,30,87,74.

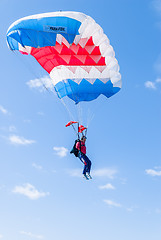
66,121,92,180
6,11,122,181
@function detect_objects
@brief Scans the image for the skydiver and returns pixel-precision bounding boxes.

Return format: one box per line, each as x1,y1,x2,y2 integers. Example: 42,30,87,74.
76,136,92,180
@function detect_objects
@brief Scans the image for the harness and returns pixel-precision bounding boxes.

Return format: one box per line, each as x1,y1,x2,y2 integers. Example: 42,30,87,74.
67,121,87,158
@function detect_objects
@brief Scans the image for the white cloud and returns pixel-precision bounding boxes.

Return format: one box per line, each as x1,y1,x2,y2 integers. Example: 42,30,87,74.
145,81,156,89
0,105,8,114
53,146,68,157
145,168,161,176
20,231,44,239
145,77,161,90
104,199,122,208
93,168,117,179
9,135,36,145
0,234,3,239
99,183,115,190
12,183,49,200
32,163,43,170
156,77,161,83
26,76,54,92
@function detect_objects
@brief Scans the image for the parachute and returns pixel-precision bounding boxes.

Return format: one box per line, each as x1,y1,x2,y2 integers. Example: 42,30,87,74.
6,11,121,105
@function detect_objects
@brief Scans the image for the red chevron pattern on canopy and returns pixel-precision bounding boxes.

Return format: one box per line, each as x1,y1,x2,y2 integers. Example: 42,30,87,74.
30,36,106,74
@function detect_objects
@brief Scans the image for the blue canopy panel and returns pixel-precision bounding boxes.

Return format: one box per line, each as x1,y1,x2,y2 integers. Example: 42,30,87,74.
7,16,81,50
54,79,121,103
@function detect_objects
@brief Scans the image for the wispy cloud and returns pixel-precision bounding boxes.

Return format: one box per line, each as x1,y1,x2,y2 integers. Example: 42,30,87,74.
26,76,54,92
126,205,138,212
156,77,161,83
0,234,3,239
32,163,43,170
99,183,115,190
12,183,49,200
37,111,44,116
145,77,161,90
0,125,16,133
9,135,36,145
103,199,122,208
93,168,117,179
145,81,157,89
0,105,8,115
20,231,44,239
145,168,161,176
53,146,68,157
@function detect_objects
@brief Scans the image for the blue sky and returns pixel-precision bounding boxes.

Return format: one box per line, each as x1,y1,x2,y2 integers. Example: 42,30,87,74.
0,0,161,239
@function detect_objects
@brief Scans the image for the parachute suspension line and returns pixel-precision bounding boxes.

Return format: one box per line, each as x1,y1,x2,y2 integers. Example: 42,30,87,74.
87,97,110,128
59,96,75,121
71,123,78,137
77,102,83,125
12,51,39,79
12,50,52,93
13,51,79,137
11,24,53,94
53,75,77,136
59,97,80,138
87,110,95,128
12,47,77,130
84,127,88,138
13,26,85,127
13,50,91,132
77,101,92,130
65,77,82,124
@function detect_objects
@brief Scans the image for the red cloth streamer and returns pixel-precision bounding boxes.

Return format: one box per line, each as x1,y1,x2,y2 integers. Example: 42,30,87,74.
78,125,87,133
65,121,78,127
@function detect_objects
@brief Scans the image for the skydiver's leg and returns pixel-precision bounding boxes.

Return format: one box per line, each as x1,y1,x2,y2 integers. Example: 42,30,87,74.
79,153,87,175
78,152,87,165
83,155,91,174
83,164,88,175
81,154,91,174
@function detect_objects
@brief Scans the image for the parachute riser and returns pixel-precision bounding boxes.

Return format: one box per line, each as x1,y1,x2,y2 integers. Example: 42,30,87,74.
78,122,80,140
65,121,87,139
71,123,78,137
78,122,87,139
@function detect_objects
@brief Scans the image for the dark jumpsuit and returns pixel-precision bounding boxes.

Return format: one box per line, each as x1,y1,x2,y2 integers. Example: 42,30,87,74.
76,141,92,175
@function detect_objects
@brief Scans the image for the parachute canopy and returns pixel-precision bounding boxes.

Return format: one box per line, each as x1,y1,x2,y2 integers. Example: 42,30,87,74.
7,11,121,103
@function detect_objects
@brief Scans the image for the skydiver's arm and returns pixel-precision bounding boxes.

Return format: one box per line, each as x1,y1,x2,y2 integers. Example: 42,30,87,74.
76,141,80,150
